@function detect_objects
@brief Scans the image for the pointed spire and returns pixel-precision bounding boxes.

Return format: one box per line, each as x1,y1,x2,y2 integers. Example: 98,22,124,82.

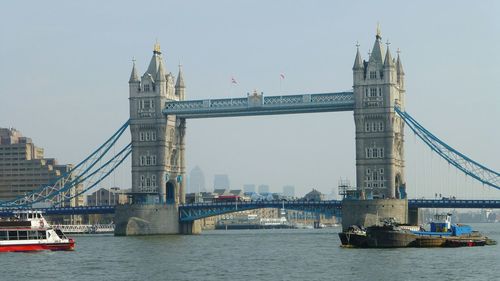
176,64,185,88
353,42,363,70
383,41,395,68
376,22,382,40
396,49,405,75
156,59,166,82
369,24,384,64
129,57,140,83
144,41,167,79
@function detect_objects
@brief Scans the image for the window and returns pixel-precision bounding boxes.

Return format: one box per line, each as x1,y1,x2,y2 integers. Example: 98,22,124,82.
152,155,157,165
38,230,46,239
371,123,376,132
369,71,376,79
380,148,385,158
146,178,151,187
378,122,384,131
139,132,145,141
140,156,145,166
140,175,145,187
378,88,382,97
373,149,378,158
365,123,370,132
145,132,150,141
146,156,151,166
364,88,368,97
379,168,384,174
151,131,157,141
370,88,377,97
144,84,150,92
366,168,371,175
8,231,17,240
152,175,157,187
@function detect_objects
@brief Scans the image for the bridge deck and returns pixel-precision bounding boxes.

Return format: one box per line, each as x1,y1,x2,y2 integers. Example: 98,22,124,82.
1,199,499,217
163,92,354,118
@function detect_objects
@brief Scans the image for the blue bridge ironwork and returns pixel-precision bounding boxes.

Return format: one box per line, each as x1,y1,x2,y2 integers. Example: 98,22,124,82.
163,91,354,118
2,199,500,217
178,200,342,222
0,95,498,211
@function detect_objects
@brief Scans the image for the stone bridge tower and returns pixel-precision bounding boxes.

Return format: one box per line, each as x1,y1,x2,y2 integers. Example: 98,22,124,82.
115,43,189,235
353,27,406,199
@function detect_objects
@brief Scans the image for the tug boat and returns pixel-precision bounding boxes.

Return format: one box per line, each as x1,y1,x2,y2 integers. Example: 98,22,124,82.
0,210,75,252
339,214,495,248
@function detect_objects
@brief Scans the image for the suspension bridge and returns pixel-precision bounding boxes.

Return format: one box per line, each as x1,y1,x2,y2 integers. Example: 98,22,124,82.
0,30,498,235
0,101,497,214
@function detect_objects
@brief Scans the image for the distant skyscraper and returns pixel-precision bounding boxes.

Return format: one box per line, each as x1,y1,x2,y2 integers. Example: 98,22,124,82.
188,166,206,193
213,174,230,190
283,185,295,197
258,184,270,194
243,184,256,193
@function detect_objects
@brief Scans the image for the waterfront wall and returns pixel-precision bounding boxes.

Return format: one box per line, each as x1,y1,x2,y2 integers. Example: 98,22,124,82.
341,199,408,231
114,204,180,235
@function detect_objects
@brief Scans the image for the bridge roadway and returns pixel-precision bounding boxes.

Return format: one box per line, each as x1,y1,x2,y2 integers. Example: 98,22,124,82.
1,199,500,218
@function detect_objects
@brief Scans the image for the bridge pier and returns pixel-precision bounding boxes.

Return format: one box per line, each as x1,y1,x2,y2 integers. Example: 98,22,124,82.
408,207,420,226
180,221,202,235
114,204,180,235
341,199,408,231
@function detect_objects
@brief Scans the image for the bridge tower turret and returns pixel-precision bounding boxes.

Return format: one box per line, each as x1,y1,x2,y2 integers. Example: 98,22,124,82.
128,42,185,205
116,43,191,235
353,27,406,199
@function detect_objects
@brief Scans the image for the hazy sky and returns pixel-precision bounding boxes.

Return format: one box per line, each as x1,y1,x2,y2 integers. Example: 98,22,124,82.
1,1,499,198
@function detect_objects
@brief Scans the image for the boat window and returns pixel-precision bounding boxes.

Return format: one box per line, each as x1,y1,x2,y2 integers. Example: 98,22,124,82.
8,231,18,240
28,231,37,239
0,231,7,240
18,231,28,240
38,230,47,239
55,229,67,239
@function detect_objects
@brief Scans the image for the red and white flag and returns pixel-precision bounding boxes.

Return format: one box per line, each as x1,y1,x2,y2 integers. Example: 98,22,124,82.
231,76,238,85
280,73,285,80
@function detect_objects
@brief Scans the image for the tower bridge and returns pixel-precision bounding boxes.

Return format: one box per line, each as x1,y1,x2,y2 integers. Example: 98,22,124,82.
1,28,498,235
114,27,411,234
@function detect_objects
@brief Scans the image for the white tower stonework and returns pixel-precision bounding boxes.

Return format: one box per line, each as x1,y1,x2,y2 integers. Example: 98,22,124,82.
116,44,200,235
128,43,186,205
353,28,406,199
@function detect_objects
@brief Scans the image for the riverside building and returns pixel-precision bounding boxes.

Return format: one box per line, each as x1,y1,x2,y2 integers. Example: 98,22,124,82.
0,128,83,207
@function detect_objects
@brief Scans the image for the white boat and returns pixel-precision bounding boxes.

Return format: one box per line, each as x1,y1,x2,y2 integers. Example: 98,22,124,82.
0,210,75,252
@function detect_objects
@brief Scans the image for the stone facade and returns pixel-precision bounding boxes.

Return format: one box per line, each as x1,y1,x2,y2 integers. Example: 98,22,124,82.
353,28,406,199
115,43,187,235
128,43,186,205
341,199,408,230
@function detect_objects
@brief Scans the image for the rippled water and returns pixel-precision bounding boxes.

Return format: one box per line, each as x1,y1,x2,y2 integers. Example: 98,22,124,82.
1,223,499,281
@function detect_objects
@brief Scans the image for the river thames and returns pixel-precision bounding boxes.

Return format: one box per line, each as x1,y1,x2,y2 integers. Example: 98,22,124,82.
1,223,499,281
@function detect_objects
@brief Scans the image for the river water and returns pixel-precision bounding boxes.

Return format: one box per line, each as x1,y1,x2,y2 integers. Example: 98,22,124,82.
1,223,499,281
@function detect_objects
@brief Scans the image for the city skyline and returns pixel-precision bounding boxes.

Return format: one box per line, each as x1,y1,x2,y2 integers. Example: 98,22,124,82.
1,1,498,198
